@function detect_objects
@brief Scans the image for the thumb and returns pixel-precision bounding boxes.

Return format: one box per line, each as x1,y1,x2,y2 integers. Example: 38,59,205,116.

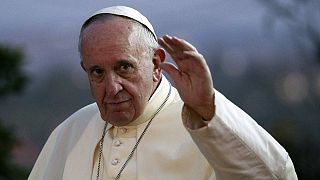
160,62,181,85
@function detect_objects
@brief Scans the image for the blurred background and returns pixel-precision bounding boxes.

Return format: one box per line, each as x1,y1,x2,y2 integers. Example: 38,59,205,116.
0,0,319,179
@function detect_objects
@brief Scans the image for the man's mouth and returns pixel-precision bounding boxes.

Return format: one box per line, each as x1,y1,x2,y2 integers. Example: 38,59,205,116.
107,99,130,104
105,99,131,110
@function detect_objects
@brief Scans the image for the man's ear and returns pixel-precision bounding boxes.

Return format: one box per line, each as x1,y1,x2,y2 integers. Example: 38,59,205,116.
152,48,166,82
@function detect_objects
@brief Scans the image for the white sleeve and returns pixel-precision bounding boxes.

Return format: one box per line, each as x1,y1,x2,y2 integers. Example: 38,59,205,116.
182,90,298,180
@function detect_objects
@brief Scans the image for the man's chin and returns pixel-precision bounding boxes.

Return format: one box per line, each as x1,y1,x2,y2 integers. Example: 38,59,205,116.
102,112,134,126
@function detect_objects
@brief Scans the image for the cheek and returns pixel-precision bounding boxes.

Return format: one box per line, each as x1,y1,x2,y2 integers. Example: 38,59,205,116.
122,80,146,107
132,75,154,104
90,82,105,103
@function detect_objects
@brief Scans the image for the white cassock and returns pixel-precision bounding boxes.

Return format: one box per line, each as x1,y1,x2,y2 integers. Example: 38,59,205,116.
28,76,297,180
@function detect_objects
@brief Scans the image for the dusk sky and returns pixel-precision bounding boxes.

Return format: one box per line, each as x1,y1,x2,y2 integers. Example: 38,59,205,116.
0,0,284,76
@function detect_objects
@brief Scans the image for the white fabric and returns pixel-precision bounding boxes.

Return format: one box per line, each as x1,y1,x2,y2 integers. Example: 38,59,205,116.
28,76,297,180
86,6,157,40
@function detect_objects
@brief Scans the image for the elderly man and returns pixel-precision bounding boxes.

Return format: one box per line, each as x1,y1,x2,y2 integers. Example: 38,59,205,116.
29,6,297,180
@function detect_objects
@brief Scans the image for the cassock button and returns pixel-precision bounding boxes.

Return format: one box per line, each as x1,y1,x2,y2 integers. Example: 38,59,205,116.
120,128,127,134
114,140,121,147
111,159,119,166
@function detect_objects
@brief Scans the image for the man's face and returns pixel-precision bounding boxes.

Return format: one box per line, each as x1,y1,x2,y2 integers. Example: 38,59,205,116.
80,18,159,126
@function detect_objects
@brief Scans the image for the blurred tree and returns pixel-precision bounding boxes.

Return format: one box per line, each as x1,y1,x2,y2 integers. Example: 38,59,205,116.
0,44,29,179
271,119,320,179
257,1,320,178
0,123,29,180
258,0,320,63
0,44,28,97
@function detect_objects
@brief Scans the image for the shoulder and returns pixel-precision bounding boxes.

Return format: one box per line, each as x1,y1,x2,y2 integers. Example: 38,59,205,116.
44,102,100,150
43,102,101,156
53,102,100,137
61,103,100,126
29,103,101,179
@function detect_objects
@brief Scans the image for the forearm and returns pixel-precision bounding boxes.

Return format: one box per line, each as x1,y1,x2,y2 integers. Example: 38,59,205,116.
182,90,298,179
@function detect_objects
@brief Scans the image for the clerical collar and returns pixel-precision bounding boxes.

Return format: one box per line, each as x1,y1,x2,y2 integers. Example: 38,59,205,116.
149,76,164,102
127,75,172,126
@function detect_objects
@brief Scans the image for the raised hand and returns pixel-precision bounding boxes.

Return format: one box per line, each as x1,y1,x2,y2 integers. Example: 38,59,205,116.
158,35,215,121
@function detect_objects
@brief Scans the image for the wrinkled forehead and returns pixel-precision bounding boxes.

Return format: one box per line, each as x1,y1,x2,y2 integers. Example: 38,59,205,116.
80,17,137,50
79,15,140,55
80,17,149,62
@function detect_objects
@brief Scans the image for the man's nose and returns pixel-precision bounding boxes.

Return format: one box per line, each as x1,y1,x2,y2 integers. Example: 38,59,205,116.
105,74,123,96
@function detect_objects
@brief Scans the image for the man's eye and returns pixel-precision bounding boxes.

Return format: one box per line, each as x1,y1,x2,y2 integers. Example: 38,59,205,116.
90,68,104,77
119,62,133,72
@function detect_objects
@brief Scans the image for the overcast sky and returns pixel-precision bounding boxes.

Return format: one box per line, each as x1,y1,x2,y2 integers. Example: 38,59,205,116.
1,0,301,93
0,0,274,68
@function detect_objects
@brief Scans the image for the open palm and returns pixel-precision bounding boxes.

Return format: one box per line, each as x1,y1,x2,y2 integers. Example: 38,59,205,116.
158,35,215,120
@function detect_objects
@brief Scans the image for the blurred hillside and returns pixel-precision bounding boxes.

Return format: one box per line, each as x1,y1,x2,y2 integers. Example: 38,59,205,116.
0,66,93,166
0,44,29,179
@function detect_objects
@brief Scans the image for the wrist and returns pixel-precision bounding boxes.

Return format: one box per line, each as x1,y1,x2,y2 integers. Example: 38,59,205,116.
194,94,216,121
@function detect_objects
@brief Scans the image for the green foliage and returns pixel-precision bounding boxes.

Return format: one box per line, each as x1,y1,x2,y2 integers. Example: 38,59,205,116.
0,121,29,180
271,119,320,179
0,44,28,97
0,44,29,179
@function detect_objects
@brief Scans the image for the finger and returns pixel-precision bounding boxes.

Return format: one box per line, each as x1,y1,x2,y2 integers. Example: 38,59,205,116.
182,51,206,64
160,35,184,54
171,36,197,52
172,51,207,70
163,35,197,52
158,37,174,54
160,62,181,85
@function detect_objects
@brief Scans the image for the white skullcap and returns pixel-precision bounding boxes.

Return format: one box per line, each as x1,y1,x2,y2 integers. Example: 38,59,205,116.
85,6,157,40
